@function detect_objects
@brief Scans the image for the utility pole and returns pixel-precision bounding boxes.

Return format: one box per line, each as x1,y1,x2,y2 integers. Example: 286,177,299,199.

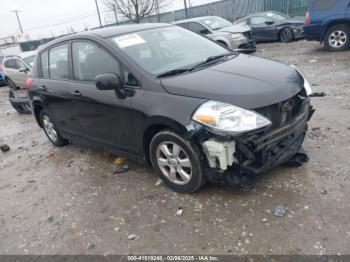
95,0,102,27
11,10,23,35
113,5,119,25
184,0,188,18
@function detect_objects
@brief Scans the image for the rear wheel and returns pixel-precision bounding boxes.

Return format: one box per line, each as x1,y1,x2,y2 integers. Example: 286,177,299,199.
150,130,205,193
5,77,18,90
40,109,69,146
324,24,350,51
279,27,294,42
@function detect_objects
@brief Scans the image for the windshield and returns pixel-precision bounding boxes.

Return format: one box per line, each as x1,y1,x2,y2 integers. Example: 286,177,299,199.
110,26,230,75
23,55,35,67
199,17,232,30
265,12,289,21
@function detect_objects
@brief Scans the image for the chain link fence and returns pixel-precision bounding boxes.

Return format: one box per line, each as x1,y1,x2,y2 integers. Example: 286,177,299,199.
116,0,312,25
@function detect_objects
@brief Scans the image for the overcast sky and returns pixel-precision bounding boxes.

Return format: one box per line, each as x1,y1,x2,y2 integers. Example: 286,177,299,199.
0,0,217,40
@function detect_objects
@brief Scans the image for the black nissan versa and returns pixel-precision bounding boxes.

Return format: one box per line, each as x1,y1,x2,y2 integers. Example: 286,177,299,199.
28,23,314,193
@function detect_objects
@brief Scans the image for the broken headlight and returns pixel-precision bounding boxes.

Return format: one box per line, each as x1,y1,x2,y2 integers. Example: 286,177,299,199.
192,100,271,133
230,33,244,39
291,65,312,96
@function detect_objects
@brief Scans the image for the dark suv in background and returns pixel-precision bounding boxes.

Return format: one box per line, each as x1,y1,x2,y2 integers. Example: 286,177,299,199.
304,0,350,51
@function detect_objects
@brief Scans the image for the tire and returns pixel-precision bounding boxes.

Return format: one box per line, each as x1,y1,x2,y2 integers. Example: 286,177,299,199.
279,27,294,42
149,130,205,193
324,24,350,52
39,109,69,146
5,77,18,90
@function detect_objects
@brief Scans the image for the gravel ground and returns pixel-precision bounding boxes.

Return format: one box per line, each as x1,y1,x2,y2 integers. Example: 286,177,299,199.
0,40,349,255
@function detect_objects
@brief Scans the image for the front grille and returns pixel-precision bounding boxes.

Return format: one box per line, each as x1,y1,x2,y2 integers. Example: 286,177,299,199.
255,90,307,130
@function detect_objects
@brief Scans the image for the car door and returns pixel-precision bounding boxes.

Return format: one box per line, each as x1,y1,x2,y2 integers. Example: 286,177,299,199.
249,16,277,41
37,43,83,135
69,40,139,153
14,59,30,87
3,59,18,82
187,22,211,35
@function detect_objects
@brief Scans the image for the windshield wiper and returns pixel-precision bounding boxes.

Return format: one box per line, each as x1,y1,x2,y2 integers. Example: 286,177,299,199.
189,53,235,71
157,68,191,78
157,53,236,78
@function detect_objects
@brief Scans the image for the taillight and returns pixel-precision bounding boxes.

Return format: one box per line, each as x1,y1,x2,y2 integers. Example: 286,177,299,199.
24,77,34,90
305,12,310,25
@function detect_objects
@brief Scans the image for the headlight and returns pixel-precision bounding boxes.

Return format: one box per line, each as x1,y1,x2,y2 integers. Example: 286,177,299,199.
291,65,312,96
192,101,271,133
230,33,244,39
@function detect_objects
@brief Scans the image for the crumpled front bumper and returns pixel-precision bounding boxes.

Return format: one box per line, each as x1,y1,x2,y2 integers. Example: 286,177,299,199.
9,90,32,114
191,97,314,184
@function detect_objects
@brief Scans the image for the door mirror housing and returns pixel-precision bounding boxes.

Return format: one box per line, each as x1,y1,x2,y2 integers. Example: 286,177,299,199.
19,67,30,73
95,73,122,91
265,21,274,25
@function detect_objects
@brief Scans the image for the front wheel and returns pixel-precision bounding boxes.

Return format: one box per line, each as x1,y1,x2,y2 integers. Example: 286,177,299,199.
279,28,294,42
40,109,69,146
149,130,205,193
324,24,350,51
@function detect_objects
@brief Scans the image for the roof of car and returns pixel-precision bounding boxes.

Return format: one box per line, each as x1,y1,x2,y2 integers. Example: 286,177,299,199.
173,16,218,24
38,23,172,52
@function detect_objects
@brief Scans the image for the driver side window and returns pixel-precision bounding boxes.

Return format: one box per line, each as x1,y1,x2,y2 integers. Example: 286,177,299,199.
72,41,121,82
250,16,270,25
188,22,210,35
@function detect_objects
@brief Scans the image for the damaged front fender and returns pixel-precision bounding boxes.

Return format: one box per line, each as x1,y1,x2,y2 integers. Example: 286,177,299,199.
188,94,314,186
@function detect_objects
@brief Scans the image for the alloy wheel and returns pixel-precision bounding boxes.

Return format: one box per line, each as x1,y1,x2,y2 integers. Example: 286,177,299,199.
156,141,192,185
42,115,58,142
329,31,347,48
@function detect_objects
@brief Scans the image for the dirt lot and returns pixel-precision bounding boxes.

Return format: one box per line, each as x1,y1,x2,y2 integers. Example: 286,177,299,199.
0,40,349,255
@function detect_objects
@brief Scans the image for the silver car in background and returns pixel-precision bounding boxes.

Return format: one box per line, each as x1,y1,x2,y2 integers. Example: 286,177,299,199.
2,51,36,89
173,16,256,53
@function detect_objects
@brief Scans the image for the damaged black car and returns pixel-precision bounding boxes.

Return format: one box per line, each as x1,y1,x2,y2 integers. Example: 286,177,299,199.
28,23,314,193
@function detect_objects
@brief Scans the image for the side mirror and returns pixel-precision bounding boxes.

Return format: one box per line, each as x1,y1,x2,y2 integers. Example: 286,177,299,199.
95,73,122,91
200,29,210,35
265,21,274,25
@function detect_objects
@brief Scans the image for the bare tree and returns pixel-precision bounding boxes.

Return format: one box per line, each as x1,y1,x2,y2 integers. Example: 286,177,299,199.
104,0,170,23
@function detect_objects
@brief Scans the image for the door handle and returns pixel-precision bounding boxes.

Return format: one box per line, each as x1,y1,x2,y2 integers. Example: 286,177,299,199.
39,85,47,91
72,90,81,97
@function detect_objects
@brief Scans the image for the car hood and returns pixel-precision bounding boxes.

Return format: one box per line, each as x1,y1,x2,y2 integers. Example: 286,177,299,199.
160,54,304,109
216,24,251,33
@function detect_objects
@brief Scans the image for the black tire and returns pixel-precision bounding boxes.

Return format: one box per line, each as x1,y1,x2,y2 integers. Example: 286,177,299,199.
5,77,18,90
279,27,294,42
39,109,69,146
149,130,205,193
324,24,350,52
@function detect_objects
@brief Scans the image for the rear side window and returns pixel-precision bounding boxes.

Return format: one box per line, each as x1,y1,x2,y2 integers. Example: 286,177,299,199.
4,59,16,69
176,23,188,28
312,0,337,10
49,44,69,80
40,51,49,78
72,41,121,82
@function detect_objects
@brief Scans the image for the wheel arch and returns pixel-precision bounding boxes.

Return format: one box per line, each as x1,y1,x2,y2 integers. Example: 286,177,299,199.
32,101,45,128
142,116,189,164
278,26,294,41
320,20,350,43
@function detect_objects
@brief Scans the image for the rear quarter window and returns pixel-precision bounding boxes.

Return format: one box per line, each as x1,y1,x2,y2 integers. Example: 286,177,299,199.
312,0,337,10
40,51,49,78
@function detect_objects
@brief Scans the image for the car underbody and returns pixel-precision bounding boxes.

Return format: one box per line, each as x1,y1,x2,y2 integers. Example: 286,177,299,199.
189,90,314,186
